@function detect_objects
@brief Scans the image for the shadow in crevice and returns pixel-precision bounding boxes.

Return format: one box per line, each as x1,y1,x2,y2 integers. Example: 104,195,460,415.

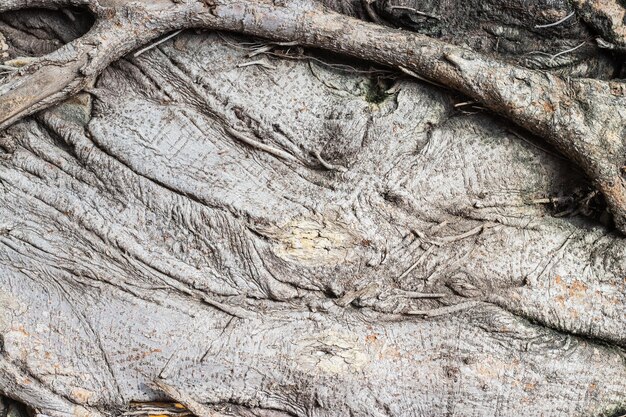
1,396,33,417
605,406,626,417
0,7,93,59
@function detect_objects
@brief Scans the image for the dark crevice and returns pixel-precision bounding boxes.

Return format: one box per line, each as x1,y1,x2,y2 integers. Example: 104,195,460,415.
364,76,394,104
113,58,176,104
484,296,626,354
534,186,615,230
604,406,626,417
0,397,32,417
0,7,94,58
34,118,81,160
574,15,626,79
374,0,620,79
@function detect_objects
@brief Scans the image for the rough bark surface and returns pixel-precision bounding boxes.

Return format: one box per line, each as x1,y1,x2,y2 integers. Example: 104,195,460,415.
1,0,626,234
0,4,625,417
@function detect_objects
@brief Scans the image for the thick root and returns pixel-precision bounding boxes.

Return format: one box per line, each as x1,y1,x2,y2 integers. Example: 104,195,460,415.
0,0,624,233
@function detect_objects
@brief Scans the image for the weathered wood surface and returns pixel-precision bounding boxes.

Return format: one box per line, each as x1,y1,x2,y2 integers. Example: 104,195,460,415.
0,5,625,417
1,0,626,232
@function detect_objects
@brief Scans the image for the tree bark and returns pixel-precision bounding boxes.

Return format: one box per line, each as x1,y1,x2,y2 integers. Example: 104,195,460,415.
0,4,625,417
1,0,626,233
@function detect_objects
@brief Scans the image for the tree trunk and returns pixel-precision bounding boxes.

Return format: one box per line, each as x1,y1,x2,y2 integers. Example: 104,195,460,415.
0,3,625,417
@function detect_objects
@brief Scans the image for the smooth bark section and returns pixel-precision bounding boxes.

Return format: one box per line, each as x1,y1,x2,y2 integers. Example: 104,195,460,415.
0,0,624,232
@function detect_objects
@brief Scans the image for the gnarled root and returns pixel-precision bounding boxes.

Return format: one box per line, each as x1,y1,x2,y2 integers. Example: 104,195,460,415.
0,0,624,233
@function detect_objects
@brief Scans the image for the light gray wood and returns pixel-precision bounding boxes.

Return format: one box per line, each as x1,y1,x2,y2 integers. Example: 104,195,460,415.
0,4,624,417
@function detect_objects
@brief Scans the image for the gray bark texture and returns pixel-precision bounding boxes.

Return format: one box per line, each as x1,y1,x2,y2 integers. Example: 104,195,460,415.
0,2,625,417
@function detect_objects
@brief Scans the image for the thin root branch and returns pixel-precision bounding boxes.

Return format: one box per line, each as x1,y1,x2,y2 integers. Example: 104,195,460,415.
134,29,184,58
389,5,441,20
314,150,348,172
226,127,299,163
237,59,277,69
152,379,228,417
405,300,480,317
549,41,586,63
399,66,446,88
534,11,576,28
397,246,435,282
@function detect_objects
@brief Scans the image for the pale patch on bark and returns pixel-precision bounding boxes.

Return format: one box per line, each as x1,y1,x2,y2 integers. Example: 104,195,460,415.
263,216,359,266
295,330,369,374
